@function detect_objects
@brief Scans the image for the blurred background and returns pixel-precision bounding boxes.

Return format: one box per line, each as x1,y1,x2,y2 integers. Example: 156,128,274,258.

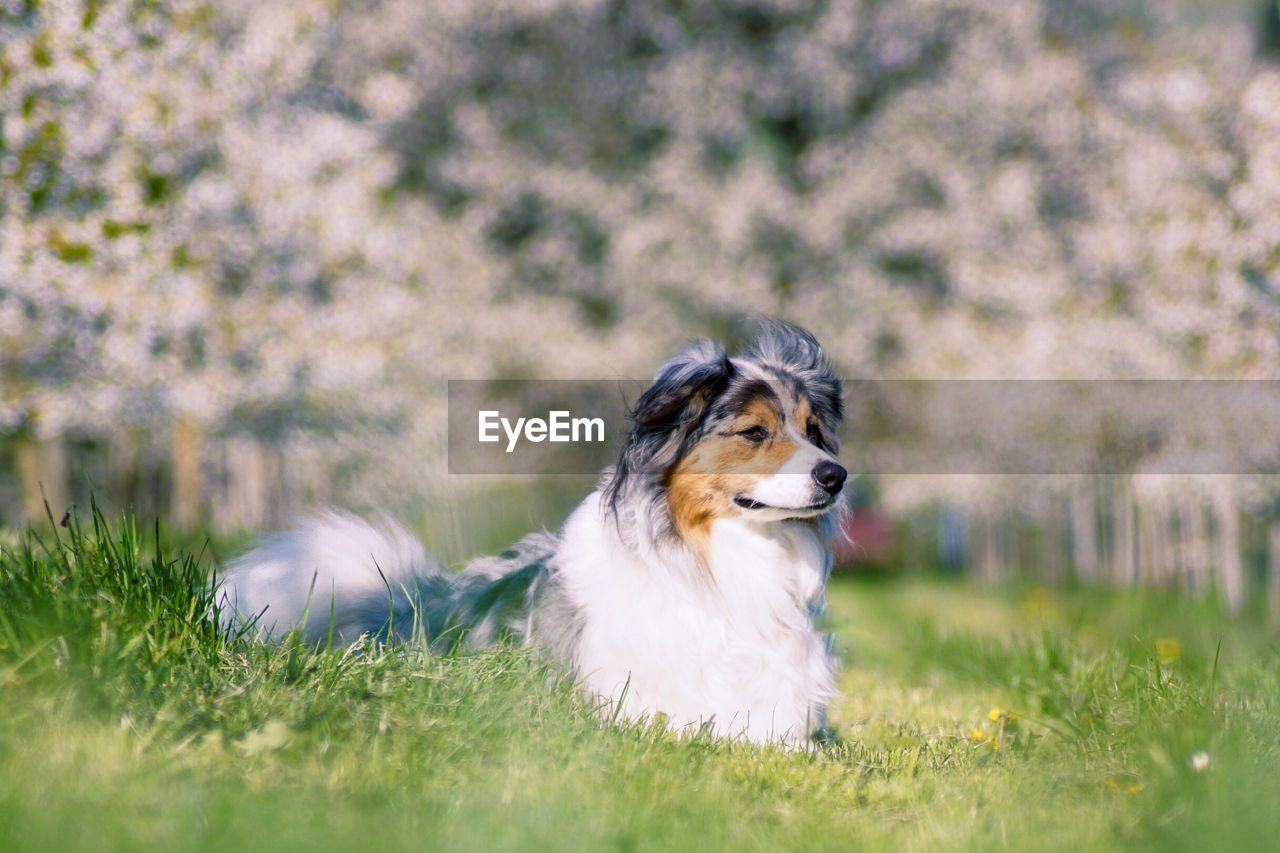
4,0,1280,618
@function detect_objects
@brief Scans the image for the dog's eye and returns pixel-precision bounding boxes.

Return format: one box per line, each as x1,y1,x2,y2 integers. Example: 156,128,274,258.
739,425,769,443
806,423,824,446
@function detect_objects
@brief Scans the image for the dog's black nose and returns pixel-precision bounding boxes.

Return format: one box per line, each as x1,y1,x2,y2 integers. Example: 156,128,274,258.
812,460,847,496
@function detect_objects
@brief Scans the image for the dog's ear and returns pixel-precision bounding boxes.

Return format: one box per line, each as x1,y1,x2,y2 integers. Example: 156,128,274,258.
603,340,733,517
633,340,733,429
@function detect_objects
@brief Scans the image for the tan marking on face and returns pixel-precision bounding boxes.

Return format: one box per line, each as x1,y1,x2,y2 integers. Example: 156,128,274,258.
794,394,812,423
665,394,814,561
792,394,816,441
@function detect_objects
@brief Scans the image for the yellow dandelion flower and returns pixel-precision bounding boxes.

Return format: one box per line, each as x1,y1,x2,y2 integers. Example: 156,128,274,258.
988,707,1019,726
1155,637,1182,663
970,729,998,751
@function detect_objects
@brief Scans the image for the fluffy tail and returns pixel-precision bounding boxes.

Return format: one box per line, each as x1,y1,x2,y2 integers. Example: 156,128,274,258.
214,511,445,645
214,511,555,651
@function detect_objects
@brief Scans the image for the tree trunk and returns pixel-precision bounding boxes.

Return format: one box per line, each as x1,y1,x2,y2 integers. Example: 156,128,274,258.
1176,495,1208,596
1042,496,1063,587
1268,524,1280,630
1213,483,1244,614
1110,485,1135,586
171,416,203,529
972,509,1001,584
1071,482,1099,583
1148,498,1173,589
15,433,68,525
110,429,143,517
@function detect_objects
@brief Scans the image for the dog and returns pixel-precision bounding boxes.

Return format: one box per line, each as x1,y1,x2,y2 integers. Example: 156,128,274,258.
216,320,848,746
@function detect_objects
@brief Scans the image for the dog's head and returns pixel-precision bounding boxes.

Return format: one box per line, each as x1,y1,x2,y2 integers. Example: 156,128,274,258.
605,320,846,539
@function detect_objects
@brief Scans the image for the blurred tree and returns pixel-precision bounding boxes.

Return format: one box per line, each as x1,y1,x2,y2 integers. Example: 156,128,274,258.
2,0,1280,589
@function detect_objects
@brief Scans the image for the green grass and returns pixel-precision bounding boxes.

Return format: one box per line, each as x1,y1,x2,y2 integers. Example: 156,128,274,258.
2,508,1279,852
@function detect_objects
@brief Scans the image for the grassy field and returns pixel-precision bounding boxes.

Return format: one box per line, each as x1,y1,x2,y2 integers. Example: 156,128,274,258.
2,506,1278,852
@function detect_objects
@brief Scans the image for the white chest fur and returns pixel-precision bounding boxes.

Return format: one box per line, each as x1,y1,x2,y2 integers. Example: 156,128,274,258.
554,493,836,745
